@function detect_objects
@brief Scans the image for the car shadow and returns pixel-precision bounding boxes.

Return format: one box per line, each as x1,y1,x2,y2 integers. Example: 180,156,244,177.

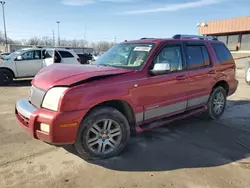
3,79,32,87
63,99,250,172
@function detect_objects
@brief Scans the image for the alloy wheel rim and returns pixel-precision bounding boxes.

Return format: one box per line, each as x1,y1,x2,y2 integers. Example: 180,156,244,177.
212,92,225,114
85,119,122,155
246,68,250,82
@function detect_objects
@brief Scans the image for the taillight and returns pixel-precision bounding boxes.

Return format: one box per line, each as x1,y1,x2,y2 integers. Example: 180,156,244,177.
77,58,81,63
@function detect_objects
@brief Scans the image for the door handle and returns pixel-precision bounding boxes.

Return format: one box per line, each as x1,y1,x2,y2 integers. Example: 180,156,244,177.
208,70,216,74
176,75,187,80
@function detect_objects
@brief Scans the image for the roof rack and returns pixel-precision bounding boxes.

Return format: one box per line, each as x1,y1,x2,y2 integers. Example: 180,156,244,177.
140,37,156,40
172,34,218,40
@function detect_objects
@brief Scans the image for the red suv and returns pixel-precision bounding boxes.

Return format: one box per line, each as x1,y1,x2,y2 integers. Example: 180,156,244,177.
15,35,238,160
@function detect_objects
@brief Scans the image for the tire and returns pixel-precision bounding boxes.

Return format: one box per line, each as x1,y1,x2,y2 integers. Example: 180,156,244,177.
205,86,227,119
0,69,13,86
245,67,250,86
74,107,130,160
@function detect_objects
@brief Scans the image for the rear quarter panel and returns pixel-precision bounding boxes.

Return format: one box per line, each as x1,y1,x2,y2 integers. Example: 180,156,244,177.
208,42,238,95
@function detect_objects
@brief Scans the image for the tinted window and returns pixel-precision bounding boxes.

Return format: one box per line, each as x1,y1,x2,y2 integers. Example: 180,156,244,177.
228,35,239,50
201,46,210,66
212,43,233,64
241,34,250,50
186,46,208,69
58,51,74,58
217,36,227,44
154,46,183,72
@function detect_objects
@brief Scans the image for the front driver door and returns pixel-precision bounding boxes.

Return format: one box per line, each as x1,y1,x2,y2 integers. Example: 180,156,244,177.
15,50,43,77
135,43,189,122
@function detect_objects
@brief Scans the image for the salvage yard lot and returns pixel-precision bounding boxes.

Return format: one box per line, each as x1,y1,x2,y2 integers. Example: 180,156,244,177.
1,64,250,188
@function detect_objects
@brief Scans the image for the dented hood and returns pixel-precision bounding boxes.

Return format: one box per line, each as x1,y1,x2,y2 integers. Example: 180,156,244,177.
32,64,133,90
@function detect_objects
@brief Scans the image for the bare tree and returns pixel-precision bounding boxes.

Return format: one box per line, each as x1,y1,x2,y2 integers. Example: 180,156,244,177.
28,37,40,45
0,30,115,52
95,41,114,52
40,36,53,46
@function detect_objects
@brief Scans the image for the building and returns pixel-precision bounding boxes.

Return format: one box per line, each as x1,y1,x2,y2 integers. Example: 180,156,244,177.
199,16,250,51
0,44,32,53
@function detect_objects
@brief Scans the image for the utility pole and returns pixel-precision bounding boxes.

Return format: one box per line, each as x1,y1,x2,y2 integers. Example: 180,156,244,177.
0,1,8,52
52,30,55,47
84,24,86,41
56,21,60,47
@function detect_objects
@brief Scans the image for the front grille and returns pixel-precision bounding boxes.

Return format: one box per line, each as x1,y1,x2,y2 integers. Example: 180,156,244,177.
29,86,46,108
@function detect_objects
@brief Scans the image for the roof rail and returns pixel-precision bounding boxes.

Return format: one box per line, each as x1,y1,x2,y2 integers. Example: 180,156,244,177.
172,34,218,40
140,37,156,40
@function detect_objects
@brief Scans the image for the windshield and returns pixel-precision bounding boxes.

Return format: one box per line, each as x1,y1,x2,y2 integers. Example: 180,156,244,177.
4,49,27,60
93,43,154,69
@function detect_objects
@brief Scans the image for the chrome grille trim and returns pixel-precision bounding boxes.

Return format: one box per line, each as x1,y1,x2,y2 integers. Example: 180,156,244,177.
29,86,46,108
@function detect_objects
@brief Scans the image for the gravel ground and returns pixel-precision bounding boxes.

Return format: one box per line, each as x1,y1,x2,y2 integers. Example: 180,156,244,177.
0,61,250,188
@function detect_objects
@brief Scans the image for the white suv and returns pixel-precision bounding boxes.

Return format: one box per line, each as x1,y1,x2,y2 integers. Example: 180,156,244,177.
0,48,81,85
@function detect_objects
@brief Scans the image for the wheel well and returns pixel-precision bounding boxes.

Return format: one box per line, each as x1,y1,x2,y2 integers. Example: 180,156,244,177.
87,100,136,133
0,68,15,78
212,80,229,95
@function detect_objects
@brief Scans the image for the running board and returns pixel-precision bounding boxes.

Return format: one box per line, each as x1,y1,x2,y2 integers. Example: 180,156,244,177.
139,106,207,130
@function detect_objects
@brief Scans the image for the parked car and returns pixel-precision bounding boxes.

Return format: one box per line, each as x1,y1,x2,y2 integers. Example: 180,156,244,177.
77,53,93,64
0,48,81,85
0,52,11,59
15,34,238,160
245,61,250,85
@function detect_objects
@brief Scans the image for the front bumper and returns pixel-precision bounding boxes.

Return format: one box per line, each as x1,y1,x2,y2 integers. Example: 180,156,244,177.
15,99,88,144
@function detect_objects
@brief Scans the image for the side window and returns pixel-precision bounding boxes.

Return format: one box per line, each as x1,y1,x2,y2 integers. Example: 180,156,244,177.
21,51,35,60
42,50,46,59
54,51,62,63
154,46,183,72
34,50,41,60
58,50,74,58
212,43,233,64
201,46,210,66
186,45,209,69
44,50,54,59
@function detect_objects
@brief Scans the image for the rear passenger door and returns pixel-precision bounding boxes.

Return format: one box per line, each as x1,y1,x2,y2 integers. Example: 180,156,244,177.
184,43,216,109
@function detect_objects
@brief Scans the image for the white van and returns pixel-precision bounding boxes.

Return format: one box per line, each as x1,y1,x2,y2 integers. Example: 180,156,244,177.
0,48,81,85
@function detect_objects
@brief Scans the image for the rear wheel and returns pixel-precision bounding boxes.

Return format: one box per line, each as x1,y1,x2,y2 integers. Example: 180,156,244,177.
0,69,13,86
205,86,227,119
74,107,130,160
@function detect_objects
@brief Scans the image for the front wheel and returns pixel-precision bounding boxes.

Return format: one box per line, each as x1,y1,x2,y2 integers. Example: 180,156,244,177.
74,107,130,160
205,86,227,119
0,69,13,86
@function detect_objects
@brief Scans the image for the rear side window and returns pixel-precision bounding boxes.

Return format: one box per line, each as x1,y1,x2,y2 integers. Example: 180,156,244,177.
58,51,74,58
186,45,210,69
211,43,233,64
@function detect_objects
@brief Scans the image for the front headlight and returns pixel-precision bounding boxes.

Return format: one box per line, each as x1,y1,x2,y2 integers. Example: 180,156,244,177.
42,87,68,111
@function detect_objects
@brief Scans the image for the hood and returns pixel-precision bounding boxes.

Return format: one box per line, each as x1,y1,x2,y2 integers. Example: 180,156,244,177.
32,64,134,90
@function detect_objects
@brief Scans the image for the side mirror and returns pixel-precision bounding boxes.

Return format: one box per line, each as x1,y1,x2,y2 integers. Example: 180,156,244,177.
16,55,22,61
149,63,171,76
